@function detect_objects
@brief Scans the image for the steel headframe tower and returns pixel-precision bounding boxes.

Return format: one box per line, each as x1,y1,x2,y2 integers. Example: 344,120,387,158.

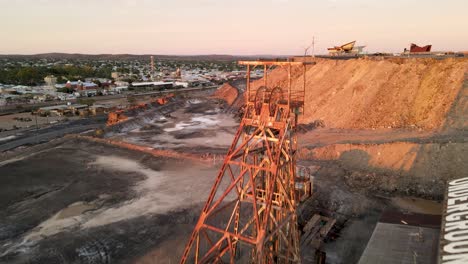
180,60,309,264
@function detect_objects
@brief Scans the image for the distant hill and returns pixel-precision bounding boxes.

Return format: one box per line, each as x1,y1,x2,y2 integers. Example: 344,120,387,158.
0,53,288,61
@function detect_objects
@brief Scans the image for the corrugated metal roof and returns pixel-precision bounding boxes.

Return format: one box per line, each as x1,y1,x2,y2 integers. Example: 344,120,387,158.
131,81,173,87
359,221,439,264
39,105,69,111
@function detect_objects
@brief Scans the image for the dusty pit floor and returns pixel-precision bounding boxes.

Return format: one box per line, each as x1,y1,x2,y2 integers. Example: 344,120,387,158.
0,96,448,264
0,97,239,264
106,98,239,155
0,138,218,263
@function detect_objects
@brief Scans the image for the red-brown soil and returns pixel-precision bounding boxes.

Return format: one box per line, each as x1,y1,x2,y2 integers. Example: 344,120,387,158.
252,57,468,130
247,57,467,197
212,83,239,106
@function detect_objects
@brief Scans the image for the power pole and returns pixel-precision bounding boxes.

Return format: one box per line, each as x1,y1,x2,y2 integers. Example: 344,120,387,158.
303,37,315,58
312,36,315,58
304,46,310,57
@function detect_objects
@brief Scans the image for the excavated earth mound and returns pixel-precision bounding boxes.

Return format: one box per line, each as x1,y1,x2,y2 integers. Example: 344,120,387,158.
252,57,468,130
212,83,238,106
248,57,467,197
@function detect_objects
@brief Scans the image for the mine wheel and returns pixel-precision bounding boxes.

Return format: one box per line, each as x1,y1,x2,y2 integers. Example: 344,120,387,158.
269,87,284,117
254,86,267,115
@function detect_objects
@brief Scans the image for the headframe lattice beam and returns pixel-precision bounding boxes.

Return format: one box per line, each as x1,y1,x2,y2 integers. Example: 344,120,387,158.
180,61,310,264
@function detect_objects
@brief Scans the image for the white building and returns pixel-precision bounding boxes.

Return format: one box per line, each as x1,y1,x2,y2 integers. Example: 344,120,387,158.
44,75,57,88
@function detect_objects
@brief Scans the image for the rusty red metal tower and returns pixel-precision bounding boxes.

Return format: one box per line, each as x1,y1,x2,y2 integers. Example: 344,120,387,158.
180,60,310,264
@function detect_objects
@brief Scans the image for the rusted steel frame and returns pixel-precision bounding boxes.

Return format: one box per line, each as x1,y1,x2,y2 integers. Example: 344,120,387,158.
224,200,240,233
202,229,215,247
252,134,280,143
198,128,243,212
228,239,236,263
233,149,247,248
276,251,299,262
260,122,288,230
241,197,287,211
207,198,238,220
202,225,256,245
289,159,298,207
209,237,236,263
240,130,268,153
199,163,232,213
231,146,266,160
274,165,295,211
224,121,253,157
268,210,292,251
265,127,278,140
248,165,261,234
281,146,290,161
195,233,200,263
210,240,232,263
227,165,242,195
227,112,250,147
198,234,228,264
227,127,262,160
260,170,278,234
263,139,294,260
181,127,249,263
199,125,258,213
263,132,274,165
263,212,294,248
243,119,286,129
264,249,276,264
227,161,275,173
239,158,269,198
205,234,236,263
220,242,236,263
188,229,214,264
232,199,242,248
206,167,249,216
183,60,305,263
238,206,265,237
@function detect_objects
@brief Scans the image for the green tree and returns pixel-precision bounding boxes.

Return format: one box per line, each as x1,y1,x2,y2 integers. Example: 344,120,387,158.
57,87,74,93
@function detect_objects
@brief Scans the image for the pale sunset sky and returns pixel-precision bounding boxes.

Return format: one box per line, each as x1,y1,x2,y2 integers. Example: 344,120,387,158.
0,0,466,55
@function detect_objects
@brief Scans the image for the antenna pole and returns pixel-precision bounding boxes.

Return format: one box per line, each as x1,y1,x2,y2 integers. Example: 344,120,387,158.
312,36,315,58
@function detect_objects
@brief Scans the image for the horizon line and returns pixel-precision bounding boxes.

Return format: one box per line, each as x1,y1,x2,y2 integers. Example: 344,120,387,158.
0,52,296,57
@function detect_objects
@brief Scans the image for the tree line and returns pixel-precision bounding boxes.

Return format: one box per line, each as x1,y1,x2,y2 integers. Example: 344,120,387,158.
0,65,113,86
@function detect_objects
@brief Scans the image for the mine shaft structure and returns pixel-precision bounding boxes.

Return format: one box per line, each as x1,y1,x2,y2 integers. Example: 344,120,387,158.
180,61,310,264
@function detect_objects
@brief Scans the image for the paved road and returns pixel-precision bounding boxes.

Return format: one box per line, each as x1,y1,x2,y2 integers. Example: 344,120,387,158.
0,116,106,152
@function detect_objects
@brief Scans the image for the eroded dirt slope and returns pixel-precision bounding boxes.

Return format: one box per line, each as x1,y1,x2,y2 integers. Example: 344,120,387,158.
212,83,238,106
253,58,468,130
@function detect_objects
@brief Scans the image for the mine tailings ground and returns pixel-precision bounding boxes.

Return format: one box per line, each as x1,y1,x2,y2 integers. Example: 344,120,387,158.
0,57,466,263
